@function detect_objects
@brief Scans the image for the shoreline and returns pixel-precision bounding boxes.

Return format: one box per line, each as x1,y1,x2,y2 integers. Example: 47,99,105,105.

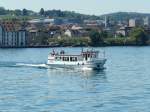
0,44,149,48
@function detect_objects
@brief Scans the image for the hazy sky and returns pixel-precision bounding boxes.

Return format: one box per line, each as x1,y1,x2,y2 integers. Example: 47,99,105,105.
0,0,150,15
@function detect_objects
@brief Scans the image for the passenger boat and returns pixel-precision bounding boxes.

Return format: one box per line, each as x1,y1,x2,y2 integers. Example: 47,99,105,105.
47,49,107,70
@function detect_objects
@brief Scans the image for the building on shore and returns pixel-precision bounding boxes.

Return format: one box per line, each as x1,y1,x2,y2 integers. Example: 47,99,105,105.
0,21,27,47
129,19,136,27
143,17,150,27
116,26,133,37
129,18,143,27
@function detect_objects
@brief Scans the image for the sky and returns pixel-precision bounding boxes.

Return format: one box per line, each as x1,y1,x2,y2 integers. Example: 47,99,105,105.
0,0,150,15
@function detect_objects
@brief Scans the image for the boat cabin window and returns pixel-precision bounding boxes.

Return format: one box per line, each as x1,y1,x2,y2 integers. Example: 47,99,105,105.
70,57,77,62
55,57,61,61
63,57,69,61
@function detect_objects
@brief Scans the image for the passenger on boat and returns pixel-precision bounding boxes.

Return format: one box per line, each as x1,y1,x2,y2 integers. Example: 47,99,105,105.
60,50,65,55
51,49,56,56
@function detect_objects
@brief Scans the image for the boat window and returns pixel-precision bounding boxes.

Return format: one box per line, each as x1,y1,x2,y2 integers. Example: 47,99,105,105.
63,57,69,61
55,57,61,61
70,57,77,61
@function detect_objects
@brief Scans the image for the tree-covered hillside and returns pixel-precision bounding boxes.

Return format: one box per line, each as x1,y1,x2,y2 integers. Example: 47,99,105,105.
100,12,150,21
0,7,150,21
0,7,100,20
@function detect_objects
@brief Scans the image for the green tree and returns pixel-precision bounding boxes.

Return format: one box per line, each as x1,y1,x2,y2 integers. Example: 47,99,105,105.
39,8,45,16
22,8,28,16
14,9,22,16
101,31,110,38
89,30,104,46
0,7,6,15
130,27,149,45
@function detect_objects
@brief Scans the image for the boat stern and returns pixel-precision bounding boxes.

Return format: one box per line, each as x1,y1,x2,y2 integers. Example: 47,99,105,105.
84,58,107,70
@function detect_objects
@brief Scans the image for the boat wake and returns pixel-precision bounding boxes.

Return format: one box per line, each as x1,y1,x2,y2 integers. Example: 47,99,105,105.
15,63,49,69
0,62,106,72
0,62,77,70
0,62,50,69
14,63,76,70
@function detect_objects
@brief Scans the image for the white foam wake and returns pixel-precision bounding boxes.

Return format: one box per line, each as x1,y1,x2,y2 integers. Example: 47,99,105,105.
15,63,49,69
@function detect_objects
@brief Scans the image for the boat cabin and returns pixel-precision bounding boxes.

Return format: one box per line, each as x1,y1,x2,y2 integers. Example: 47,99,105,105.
50,50,99,62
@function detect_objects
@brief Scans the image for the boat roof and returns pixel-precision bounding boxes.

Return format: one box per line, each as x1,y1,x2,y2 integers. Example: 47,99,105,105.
55,54,81,57
82,51,99,53
50,49,99,57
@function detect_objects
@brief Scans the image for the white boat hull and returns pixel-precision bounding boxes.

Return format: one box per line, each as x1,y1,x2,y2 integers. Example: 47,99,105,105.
47,59,106,70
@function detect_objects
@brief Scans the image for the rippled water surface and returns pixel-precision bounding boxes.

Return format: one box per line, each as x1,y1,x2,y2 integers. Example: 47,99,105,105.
0,47,150,112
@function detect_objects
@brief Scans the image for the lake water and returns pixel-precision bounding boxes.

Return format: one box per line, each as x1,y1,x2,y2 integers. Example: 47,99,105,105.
0,47,150,112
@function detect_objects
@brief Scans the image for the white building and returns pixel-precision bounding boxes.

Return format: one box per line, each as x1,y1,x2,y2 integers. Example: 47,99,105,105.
64,29,72,37
129,19,136,27
28,18,55,25
143,17,150,26
0,22,27,47
129,18,143,27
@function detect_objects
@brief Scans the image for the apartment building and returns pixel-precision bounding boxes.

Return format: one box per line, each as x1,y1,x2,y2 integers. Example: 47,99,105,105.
0,21,27,47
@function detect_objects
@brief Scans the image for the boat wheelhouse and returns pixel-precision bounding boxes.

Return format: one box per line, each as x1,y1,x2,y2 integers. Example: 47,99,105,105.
47,49,106,70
